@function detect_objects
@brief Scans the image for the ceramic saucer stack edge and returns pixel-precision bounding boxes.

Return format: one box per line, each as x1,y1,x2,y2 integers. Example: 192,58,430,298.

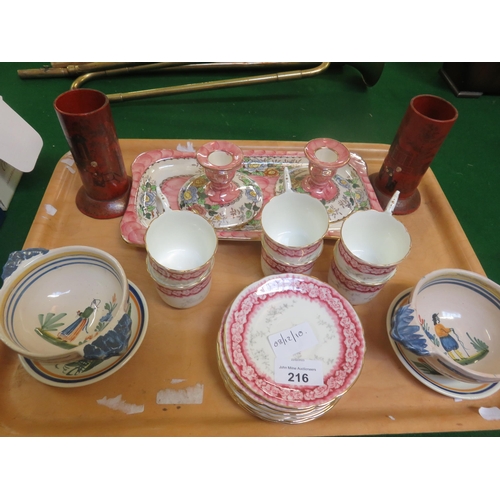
216,308,342,423
217,273,366,423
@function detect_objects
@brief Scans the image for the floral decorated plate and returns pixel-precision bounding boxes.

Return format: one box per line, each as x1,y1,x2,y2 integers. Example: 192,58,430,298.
178,172,263,229
386,289,500,400
19,281,148,388
222,273,365,409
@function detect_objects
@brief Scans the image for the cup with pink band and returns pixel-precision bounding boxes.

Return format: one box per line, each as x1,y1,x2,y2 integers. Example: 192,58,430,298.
328,191,411,305
260,167,329,276
145,199,218,308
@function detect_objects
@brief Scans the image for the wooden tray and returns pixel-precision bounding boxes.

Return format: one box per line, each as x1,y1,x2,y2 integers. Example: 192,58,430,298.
1,139,498,437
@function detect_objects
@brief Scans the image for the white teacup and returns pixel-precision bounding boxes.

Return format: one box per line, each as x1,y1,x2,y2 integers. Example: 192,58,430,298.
337,191,411,282
154,272,213,309
146,255,214,289
260,167,329,275
260,244,315,277
145,203,218,308
261,233,323,267
328,255,389,305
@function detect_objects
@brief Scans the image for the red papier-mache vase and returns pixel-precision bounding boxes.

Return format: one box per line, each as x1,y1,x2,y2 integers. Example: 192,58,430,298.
371,94,458,215
54,88,131,219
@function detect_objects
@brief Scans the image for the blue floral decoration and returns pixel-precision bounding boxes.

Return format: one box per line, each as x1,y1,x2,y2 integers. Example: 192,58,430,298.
390,304,430,356
182,185,199,204
83,313,132,361
245,187,259,202
141,190,157,207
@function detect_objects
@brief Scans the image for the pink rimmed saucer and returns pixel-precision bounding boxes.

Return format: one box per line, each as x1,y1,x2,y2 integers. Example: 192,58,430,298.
216,305,343,423
222,273,365,410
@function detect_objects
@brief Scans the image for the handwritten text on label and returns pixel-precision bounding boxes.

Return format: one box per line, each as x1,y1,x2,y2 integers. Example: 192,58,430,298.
268,322,318,358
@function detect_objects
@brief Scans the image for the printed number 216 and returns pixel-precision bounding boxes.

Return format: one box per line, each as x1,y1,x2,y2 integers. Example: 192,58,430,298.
288,372,308,383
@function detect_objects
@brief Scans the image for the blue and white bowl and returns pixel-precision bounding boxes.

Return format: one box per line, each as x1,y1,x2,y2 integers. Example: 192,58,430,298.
390,268,500,383
0,246,131,363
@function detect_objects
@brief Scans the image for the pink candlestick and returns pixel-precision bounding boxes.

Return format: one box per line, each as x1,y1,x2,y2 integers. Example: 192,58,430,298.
302,138,350,201
196,141,244,205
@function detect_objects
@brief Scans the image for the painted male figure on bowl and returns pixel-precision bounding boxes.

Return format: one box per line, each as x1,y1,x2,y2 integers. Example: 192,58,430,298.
431,313,466,361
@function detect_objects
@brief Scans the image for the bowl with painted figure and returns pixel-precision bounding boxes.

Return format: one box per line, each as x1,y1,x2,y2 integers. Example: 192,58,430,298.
390,268,500,384
0,246,133,364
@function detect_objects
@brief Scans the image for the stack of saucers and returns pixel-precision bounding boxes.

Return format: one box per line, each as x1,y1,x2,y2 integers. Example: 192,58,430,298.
216,273,366,424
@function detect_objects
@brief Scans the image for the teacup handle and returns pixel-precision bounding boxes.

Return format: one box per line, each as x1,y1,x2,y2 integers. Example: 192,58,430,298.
157,187,171,212
283,166,292,192
384,190,400,215
1,248,49,283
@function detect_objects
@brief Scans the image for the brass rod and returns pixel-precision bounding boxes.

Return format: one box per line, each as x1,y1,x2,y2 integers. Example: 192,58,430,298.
136,62,322,73
70,62,193,89
18,62,157,79
71,62,322,89
105,62,330,103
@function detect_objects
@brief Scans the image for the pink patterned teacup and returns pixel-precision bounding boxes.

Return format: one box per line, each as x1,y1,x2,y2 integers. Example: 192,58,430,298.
260,244,315,277
334,239,397,284
145,208,217,307
261,233,323,267
146,255,214,290
260,167,329,275
337,191,411,283
154,272,213,309
328,257,389,305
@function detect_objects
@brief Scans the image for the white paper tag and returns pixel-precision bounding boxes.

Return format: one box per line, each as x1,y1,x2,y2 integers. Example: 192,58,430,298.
274,359,324,386
268,322,318,358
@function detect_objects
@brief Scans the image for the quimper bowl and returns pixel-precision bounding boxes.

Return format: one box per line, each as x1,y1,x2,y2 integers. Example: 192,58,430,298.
391,268,500,383
0,246,132,364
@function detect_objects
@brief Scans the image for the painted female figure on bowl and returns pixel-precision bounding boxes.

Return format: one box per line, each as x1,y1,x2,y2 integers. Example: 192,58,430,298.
56,298,100,342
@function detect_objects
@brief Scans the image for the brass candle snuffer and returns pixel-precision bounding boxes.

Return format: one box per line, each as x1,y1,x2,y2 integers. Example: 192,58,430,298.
18,62,385,102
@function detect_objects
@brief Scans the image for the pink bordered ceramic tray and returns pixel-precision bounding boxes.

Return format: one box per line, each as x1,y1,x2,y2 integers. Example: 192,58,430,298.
222,273,366,409
119,145,381,246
